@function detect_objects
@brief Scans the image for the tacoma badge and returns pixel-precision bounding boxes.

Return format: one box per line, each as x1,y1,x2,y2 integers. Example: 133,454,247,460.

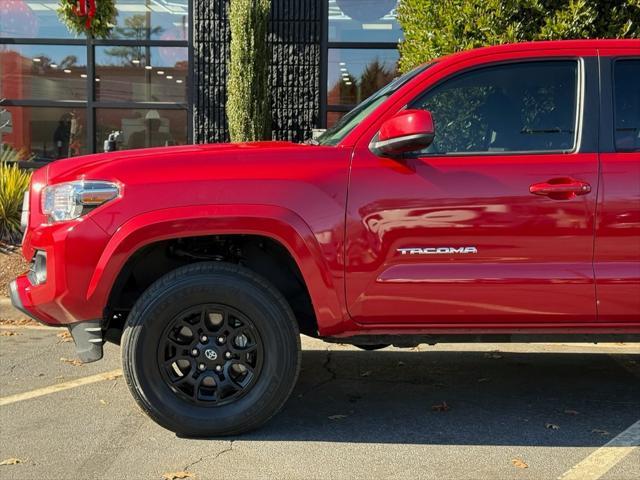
397,247,478,255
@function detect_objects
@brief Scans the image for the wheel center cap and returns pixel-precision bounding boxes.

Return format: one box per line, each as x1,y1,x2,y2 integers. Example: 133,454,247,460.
204,349,217,361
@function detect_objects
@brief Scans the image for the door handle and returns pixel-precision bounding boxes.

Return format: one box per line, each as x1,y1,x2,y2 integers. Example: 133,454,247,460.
529,178,591,200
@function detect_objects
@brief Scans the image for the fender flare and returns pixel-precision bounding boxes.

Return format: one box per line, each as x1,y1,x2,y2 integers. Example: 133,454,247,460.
87,204,344,334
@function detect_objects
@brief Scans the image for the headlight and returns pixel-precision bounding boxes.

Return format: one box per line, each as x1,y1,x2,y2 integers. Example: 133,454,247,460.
41,180,120,223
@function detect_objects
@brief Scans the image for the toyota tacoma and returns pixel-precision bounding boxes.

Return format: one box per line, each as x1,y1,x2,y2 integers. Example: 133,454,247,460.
11,40,640,436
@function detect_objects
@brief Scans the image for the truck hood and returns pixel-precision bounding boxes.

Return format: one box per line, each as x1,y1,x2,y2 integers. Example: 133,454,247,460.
45,141,306,184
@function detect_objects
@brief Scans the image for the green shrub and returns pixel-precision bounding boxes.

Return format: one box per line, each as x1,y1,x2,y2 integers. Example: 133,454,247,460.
226,0,272,142
397,0,640,72
0,147,32,244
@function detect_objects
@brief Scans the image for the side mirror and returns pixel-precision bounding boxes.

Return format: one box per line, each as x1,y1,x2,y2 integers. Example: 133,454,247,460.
372,109,435,157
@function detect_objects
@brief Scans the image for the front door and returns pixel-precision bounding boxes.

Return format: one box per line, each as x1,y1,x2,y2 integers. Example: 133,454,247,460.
346,56,599,326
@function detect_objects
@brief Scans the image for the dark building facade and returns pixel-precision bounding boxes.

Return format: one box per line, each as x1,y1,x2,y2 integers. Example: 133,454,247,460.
1,1,401,161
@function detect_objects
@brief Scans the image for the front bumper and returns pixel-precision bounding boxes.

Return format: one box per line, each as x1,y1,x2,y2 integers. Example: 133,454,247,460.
10,279,104,363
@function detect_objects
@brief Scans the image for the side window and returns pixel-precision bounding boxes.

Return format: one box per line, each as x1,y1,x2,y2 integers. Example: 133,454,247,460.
613,59,640,152
410,61,579,154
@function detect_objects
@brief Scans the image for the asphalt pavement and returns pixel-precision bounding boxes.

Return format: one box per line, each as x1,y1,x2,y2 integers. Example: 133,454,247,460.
1,326,638,480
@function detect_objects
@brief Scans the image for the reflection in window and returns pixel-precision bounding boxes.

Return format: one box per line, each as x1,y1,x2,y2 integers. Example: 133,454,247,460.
328,0,402,42
327,49,398,106
111,0,189,41
0,106,87,161
412,61,578,154
0,0,85,39
614,60,640,152
0,44,87,101
95,108,187,151
327,111,347,128
95,46,188,102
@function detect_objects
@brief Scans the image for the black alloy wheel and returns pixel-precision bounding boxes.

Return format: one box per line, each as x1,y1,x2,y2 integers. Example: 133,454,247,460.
158,304,263,406
121,262,301,436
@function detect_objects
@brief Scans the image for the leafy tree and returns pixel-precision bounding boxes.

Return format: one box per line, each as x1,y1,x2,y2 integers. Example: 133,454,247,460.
104,15,164,65
359,59,397,100
397,0,640,72
227,0,272,142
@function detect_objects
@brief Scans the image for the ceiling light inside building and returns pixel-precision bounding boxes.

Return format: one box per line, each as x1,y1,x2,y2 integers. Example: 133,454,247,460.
339,62,346,66
50,64,58,68
362,23,393,30
32,57,41,62
63,69,71,73
132,59,140,64
345,81,352,85
176,79,183,84
145,65,153,70
166,75,173,79
157,70,165,75
80,74,87,78
340,67,347,72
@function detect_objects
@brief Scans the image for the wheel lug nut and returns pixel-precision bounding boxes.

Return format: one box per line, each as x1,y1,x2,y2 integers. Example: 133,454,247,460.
198,363,206,371
217,336,225,344
215,365,222,372
200,335,208,342
225,352,232,359
191,349,199,356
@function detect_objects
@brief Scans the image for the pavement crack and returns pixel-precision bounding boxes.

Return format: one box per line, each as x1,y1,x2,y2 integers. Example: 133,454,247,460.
297,348,337,397
184,440,234,471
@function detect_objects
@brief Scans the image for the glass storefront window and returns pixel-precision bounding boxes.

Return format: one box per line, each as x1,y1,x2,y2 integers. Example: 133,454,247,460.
0,106,88,161
327,48,398,106
328,0,402,43
0,0,85,39
0,44,87,100
95,108,187,151
327,111,347,128
111,0,189,41
95,46,187,103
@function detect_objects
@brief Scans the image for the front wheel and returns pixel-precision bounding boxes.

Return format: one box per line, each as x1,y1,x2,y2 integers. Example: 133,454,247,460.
121,262,301,436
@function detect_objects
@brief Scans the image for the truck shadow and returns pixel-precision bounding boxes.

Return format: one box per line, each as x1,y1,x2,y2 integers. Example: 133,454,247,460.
241,348,640,446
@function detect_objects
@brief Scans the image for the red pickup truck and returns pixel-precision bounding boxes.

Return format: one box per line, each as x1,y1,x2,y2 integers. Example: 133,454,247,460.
11,40,639,436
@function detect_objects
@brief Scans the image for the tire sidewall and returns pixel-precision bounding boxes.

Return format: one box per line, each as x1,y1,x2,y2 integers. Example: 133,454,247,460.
123,266,300,435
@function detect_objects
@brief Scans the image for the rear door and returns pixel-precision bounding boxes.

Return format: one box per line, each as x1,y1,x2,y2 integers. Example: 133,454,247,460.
346,50,600,326
594,51,640,321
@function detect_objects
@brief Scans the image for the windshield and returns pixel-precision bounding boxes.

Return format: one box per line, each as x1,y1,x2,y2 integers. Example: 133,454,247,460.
316,63,432,146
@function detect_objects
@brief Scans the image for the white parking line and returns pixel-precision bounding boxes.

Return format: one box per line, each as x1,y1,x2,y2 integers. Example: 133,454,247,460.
557,420,640,480
0,369,122,407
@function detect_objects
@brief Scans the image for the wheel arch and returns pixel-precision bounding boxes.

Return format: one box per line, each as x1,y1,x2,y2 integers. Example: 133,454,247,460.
88,205,345,337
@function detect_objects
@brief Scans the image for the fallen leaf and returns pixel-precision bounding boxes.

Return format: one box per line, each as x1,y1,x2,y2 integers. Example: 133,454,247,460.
328,414,348,420
592,429,610,436
162,472,194,480
360,370,371,377
0,458,22,466
60,357,83,367
99,399,107,405
484,351,503,359
477,377,490,383
511,458,529,469
0,331,18,337
545,423,560,430
564,409,579,415
56,331,73,343
431,401,450,412
104,373,121,381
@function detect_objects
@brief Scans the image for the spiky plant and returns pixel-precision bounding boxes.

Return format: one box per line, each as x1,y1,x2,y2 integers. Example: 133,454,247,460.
0,147,32,244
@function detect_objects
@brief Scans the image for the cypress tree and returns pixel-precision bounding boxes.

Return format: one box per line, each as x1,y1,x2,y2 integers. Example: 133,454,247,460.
227,0,272,142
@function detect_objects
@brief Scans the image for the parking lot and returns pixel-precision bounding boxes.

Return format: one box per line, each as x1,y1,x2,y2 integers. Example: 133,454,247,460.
1,325,638,480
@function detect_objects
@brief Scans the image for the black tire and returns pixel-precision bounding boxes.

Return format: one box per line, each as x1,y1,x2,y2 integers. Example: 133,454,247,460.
354,344,389,351
121,262,301,436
